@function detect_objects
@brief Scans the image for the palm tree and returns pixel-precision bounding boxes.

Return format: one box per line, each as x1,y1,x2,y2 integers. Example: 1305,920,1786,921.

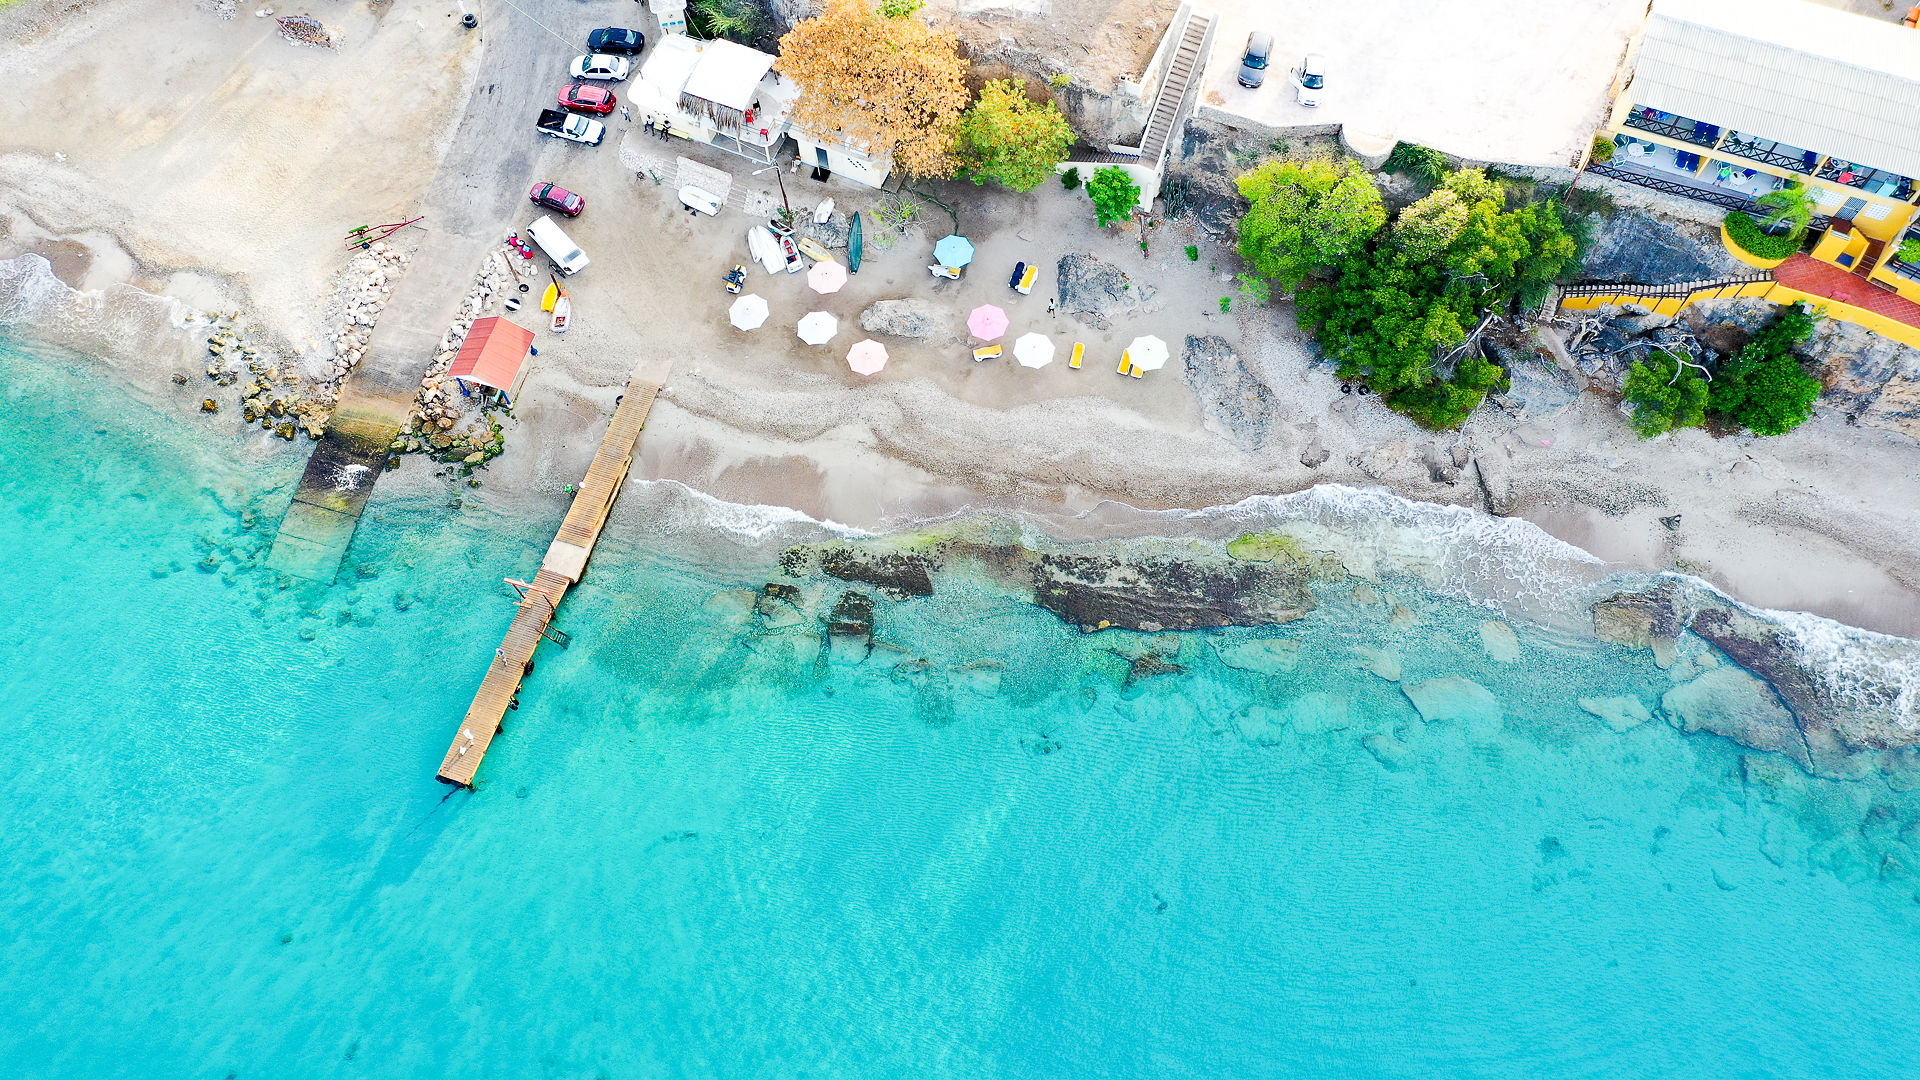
1755,182,1816,240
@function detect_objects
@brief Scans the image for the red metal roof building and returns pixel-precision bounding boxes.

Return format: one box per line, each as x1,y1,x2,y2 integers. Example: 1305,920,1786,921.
448,317,536,405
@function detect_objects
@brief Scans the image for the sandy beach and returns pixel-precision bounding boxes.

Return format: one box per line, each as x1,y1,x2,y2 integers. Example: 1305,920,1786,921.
4,0,1920,638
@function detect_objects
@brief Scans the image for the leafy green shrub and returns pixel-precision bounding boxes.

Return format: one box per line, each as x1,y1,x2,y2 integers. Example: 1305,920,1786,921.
1723,212,1800,261
1086,167,1141,227
878,0,924,16
689,0,766,43
1589,136,1615,164
1060,166,1080,190
1707,303,1821,436
1294,168,1577,429
1185,244,1200,261
1384,143,1449,187
1047,71,1071,88
1236,159,1385,293
1898,238,1920,264
1218,296,1232,314
1756,182,1816,240
1622,350,1708,437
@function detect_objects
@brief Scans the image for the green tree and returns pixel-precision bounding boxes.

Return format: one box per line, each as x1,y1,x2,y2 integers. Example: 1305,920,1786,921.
955,79,1074,192
1235,160,1385,293
1707,303,1821,435
878,0,923,15
1086,166,1141,227
1622,350,1709,437
1755,182,1817,241
1293,167,1577,429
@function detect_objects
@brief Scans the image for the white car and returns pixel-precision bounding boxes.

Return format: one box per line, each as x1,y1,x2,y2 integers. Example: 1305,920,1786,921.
570,53,630,82
1295,54,1326,107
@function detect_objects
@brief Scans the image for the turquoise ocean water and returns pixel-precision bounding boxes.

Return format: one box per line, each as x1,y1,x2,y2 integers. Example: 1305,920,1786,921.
4,333,1920,1079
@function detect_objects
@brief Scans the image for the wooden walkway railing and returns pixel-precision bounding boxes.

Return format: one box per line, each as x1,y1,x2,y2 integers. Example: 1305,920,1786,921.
436,364,667,787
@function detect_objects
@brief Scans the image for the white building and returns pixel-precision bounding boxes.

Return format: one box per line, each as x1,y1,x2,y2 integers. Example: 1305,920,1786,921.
631,35,796,166
631,32,898,188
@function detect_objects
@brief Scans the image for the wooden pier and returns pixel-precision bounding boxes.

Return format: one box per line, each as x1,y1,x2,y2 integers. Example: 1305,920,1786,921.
436,363,668,786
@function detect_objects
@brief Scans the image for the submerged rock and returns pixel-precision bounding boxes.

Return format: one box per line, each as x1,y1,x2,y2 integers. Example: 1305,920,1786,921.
1662,666,1807,767
1579,695,1656,733
1592,583,1684,668
1213,637,1303,675
1030,551,1312,633
1402,677,1503,737
1364,732,1416,772
755,582,805,629
814,547,934,599
1479,620,1521,663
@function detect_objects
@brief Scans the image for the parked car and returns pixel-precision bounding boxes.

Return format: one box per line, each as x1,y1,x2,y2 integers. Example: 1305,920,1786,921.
529,182,585,217
569,53,630,82
558,83,616,116
536,108,606,145
528,215,590,276
587,27,644,55
1295,54,1327,107
1237,32,1271,89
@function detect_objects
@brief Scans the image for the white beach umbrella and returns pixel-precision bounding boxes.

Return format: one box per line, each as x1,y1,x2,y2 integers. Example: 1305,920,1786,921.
1013,332,1055,369
807,259,848,294
846,338,888,376
1124,334,1170,372
797,310,839,345
729,293,769,331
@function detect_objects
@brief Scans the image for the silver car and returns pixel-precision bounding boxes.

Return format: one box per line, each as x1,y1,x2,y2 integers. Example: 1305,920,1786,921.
1238,32,1272,89
1296,54,1327,107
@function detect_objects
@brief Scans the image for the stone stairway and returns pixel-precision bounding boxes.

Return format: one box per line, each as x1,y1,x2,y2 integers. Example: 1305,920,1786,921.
1137,10,1213,168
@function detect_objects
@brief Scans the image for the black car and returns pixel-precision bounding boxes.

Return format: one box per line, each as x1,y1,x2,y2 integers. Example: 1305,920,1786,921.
587,27,644,56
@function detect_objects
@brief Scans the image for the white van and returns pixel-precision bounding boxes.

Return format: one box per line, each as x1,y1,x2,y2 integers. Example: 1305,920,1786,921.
527,215,590,276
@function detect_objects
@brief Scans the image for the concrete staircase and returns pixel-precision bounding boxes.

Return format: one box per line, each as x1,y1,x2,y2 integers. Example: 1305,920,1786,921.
1137,10,1214,169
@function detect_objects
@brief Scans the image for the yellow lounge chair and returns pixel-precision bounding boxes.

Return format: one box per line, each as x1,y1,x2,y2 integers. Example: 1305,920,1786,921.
1017,264,1038,294
1117,351,1131,375
1129,365,1144,379
973,344,1002,362
1069,342,1084,370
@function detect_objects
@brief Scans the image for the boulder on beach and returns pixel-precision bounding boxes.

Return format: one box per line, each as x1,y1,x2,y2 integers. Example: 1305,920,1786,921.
1056,253,1159,330
858,298,944,342
1181,335,1276,450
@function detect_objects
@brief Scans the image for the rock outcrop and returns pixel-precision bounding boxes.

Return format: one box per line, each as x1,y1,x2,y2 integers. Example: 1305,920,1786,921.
858,298,944,342
1180,335,1275,450
1056,253,1159,330
1030,551,1312,632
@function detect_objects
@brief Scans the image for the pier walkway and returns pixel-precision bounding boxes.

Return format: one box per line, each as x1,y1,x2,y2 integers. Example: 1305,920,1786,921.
436,362,668,787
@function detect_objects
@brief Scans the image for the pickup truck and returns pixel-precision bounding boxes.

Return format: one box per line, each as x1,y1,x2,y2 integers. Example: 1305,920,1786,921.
536,108,605,146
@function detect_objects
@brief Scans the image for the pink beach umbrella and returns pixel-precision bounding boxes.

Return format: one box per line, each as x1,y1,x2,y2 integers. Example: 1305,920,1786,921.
967,303,1009,341
807,259,848,294
847,338,889,376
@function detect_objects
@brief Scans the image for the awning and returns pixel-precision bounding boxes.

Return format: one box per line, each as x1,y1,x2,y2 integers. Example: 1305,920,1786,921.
449,316,535,393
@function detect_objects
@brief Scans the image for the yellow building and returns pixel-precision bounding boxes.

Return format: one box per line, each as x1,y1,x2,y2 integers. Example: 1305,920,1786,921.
1593,0,1920,319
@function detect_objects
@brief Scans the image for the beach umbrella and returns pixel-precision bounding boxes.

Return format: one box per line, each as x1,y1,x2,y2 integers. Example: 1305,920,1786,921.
807,259,848,294
846,338,889,376
797,310,838,345
1125,334,1170,372
728,293,769,331
932,234,975,268
967,304,1009,341
1013,332,1055,369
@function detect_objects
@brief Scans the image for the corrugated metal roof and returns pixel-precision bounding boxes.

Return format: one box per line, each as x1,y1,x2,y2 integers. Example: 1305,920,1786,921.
1630,0,1920,179
449,317,534,393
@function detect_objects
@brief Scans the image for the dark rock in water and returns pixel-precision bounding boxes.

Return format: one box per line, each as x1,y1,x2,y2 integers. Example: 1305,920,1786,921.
816,547,935,599
1057,253,1159,330
755,582,805,628
1578,211,1746,284
826,590,874,637
1181,334,1275,450
1592,582,1685,668
1030,551,1312,632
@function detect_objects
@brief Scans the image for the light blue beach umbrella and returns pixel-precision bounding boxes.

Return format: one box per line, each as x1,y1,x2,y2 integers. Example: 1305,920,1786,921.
932,234,975,268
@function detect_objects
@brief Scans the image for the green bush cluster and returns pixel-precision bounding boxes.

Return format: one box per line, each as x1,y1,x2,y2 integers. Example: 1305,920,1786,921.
1086,167,1141,227
1623,350,1708,437
1723,212,1800,261
1266,167,1576,429
1384,143,1449,188
1589,136,1616,164
1707,303,1821,436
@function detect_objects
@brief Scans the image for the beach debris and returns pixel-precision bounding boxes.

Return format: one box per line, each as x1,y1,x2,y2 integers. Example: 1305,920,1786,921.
276,15,335,48
200,398,219,413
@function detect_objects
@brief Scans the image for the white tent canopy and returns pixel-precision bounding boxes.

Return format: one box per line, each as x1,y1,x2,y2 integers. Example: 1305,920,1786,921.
683,39,774,112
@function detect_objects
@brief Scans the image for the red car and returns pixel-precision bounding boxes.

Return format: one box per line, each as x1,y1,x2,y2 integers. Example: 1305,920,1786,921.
558,83,616,116
529,182,585,217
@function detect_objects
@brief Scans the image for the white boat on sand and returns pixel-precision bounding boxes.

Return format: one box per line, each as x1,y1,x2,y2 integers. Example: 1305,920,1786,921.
747,226,782,274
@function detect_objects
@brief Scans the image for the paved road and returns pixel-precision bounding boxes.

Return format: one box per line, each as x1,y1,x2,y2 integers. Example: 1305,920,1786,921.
270,0,652,580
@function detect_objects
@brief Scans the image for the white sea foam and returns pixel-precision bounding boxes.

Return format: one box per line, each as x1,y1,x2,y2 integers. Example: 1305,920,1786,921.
0,253,197,370
629,479,871,542
1762,607,1920,733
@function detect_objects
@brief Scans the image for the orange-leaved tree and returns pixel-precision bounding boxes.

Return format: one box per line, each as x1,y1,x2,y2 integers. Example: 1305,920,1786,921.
775,0,970,179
